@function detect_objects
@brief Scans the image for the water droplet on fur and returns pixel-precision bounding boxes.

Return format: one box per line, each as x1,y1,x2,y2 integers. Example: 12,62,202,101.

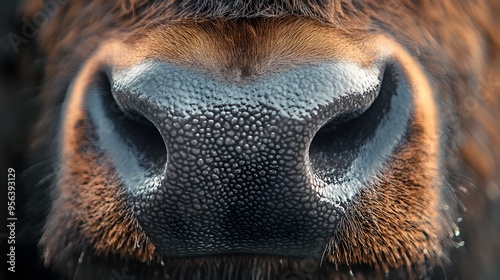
78,251,85,264
44,258,50,268
458,186,469,195
486,181,500,200
454,227,461,237
457,217,463,223
454,241,465,248
161,260,165,266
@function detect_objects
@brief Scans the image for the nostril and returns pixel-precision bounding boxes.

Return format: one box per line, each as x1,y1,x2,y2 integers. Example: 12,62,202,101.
113,102,158,129
105,76,158,130
85,71,167,178
307,67,384,181
314,72,383,135
308,63,413,204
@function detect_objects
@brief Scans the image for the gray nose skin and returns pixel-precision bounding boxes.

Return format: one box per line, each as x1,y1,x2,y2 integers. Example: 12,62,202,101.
84,60,409,258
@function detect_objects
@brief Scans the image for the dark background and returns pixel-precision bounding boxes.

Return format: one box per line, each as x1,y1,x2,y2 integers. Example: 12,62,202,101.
1,1,51,279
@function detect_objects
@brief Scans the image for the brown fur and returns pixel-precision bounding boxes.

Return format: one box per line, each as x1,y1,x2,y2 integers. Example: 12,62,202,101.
46,16,446,275
7,0,500,279
40,57,157,265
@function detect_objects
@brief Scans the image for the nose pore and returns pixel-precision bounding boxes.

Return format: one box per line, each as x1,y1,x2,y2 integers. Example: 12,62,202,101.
110,61,382,257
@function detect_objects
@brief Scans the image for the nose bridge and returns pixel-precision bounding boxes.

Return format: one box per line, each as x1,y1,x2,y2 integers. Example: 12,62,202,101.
112,60,381,125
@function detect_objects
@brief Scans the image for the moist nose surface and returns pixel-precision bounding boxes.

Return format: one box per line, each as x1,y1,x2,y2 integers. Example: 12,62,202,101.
109,61,382,257
150,107,336,257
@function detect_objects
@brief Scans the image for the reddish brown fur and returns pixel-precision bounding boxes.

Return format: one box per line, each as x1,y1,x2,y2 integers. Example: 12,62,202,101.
49,16,445,273
42,118,157,264
13,0,500,279
330,124,444,274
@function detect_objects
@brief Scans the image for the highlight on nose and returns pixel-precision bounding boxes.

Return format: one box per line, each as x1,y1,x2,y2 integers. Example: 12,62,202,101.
83,59,412,258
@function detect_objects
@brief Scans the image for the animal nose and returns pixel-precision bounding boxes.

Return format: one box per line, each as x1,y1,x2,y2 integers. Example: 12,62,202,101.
100,60,383,257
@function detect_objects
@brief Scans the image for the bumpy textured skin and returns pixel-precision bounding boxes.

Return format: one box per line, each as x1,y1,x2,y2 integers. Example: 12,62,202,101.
1,0,499,280
104,61,384,257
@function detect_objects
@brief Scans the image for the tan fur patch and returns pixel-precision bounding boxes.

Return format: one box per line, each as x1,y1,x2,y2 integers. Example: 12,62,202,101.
101,18,379,78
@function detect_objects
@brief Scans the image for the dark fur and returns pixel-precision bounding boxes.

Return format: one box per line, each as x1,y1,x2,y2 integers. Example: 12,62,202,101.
1,0,499,279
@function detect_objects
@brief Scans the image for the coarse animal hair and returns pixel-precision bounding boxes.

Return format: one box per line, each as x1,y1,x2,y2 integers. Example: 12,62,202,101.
1,0,499,279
